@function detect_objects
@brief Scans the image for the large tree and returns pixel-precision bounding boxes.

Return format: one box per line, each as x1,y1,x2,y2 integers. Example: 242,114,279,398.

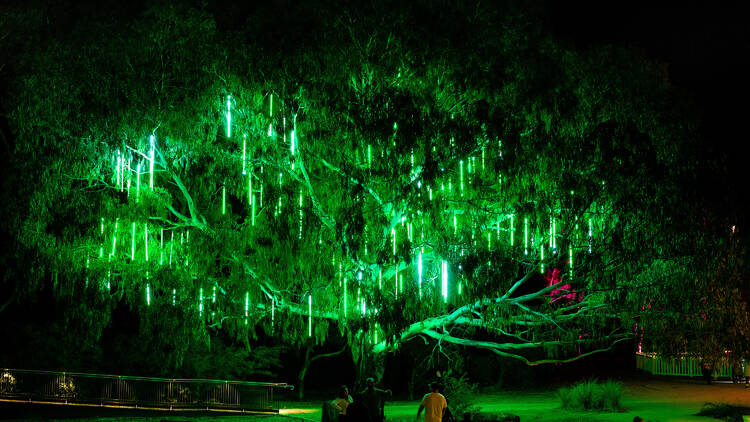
1,1,716,376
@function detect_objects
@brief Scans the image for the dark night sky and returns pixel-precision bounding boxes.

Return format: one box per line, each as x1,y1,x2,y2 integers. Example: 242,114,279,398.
547,2,750,219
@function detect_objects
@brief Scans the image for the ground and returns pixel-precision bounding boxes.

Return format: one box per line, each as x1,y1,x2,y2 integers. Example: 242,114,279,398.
2,377,750,421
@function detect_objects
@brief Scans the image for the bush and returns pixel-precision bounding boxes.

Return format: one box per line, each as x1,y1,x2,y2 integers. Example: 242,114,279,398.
557,379,622,411
697,403,750,422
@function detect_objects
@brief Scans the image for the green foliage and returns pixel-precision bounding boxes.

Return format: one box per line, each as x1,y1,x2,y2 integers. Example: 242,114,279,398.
557,379,622,411
442,370,481,419
0,0,737,378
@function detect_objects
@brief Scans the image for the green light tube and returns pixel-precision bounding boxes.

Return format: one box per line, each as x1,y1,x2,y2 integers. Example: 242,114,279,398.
418,251,422,296
101,217,104,235
169,231,173,266
146,283,150,306
392,228,396,255
149,135,154,189
248,171,252,205
488,232,491,248
588,218,593,253
111,219,118,257
482,147,485,170
453,213,457,235
144,223,149,262
270,93,273,116
308,295,312,337
271,298,275,331
541,243,545,273
199,287,203,315
549,218,553,248
131,222,136,261
136,162,141,201
569,245,573,280
242,134,247,175
260,181,263,208
267,123,272,137
252,194,256,226
212,286,216,303
524,217,528,255
160,228,164,265
222,185,226,215
399,274,402,294
344,278,347,318
226,95,231,139
298,190,303,239
553,218,556,250
442,260,448,303
458,280,462,295
290,130,295,155
460,160,464,196
510,214,514,246
245,292,249,317
172,288,176,306
378,270,382,290
368,145,371,169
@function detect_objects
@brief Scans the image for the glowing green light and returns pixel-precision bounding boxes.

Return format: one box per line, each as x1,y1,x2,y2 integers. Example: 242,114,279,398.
541,243,545,273
482,147,485,170
212,286,216,303
226,95,231,138
271,298,275,331
172,288,176,306
569,245,573,280
222,185,226,215
111,219,118,257
298,190,303,239
308,295,312,337
524,217,528,255
378,269,382,290
399,274,403,294
149,135,155,189
417,251,422,296
552,218,556,250
245,292,249,317
160,229,164,265
460,160,464,196
136,161,141,201
131,222,136,261
453,213,457,235
510,214,514,246
488,232,491,249
199,288,203,315
441,260,448,303
458,280,462,295
144,223,149,262
267,123,272,137
344,278,347,318
146,283,150,306
169,231,174,266
290,130,295,155
252,193,256,226
392,228,396,255
242,134,247,175
270,93,273,116
368,145,371,169
588,218,593,253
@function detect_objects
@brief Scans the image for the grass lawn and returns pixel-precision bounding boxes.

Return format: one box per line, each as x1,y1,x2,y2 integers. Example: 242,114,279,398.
3,377,749,422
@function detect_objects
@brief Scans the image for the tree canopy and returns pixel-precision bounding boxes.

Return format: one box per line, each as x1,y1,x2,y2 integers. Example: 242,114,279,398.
1,0,743,379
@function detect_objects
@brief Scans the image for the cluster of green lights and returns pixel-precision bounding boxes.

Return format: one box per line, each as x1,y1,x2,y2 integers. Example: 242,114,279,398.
91,91,604,342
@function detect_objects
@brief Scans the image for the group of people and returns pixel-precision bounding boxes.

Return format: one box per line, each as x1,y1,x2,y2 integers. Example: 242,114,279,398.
324,379,450,422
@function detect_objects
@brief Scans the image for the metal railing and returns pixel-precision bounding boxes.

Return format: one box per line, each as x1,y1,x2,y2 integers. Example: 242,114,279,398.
0,368,293,412
636,353,734,378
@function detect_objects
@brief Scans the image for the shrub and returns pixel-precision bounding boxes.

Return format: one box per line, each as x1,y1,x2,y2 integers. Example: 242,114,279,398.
557,379,622,411
697,403,750,422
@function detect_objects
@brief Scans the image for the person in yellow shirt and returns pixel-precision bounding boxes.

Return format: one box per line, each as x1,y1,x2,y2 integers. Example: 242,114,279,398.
333,385,352,421
416,383,448,422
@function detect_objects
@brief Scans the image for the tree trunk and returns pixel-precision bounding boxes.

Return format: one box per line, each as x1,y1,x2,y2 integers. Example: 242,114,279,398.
297,344,347,400
297,345,312,400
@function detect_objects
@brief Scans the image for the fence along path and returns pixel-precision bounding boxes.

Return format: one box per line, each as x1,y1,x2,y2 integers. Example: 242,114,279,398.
0,368,293,413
